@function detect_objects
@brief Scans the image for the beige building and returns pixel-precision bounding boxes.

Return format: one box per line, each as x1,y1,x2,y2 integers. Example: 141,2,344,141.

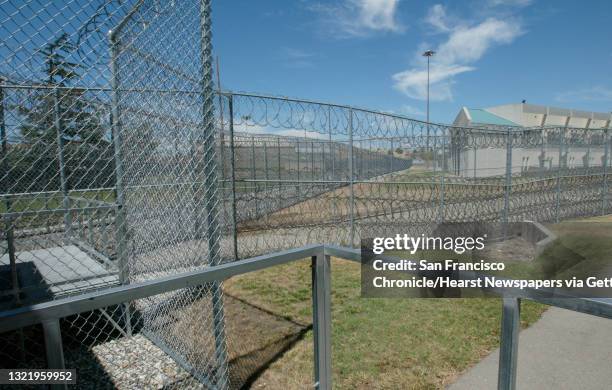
450,103,611,177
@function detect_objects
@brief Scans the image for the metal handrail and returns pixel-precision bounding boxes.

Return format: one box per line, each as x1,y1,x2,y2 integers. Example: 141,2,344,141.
1,244,611,390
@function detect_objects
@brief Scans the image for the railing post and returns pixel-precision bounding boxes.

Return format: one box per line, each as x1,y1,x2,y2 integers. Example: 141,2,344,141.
498,297,520,390
603,128,609,215
348,109,355,247
228,95,238,261
312,250,332,390
53,88,71,238
42,319,67,390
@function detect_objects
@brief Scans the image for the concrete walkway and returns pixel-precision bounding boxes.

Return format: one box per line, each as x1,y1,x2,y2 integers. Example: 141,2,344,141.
449,306,612,390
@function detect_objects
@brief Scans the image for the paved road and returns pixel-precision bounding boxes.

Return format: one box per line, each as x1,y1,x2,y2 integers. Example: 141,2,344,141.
449,306,612,390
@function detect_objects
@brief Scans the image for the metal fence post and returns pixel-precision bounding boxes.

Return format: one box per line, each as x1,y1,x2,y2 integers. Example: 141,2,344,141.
368,139,372,177
539,128,546,175
585,132,591,172
321,140,325,180
603,128,609,215
438,128,446,223
348,109,355,247
312,250,332,390
53,88,71,238
473,146,477,178
297,140,301,193
0,83,18,300
217,91,226,200
433,128,437,173
1,81,23,366
251,135,258,216
390,138,394,174
277,137,282,209
109,31,132,336
359,139,363,179
263,141,269,192
322,140,326,180
228,95,238,261
328,106,334,180
198,1,230,387
503,129,512,226
311,140,315,180
42,319,66,390
556,127,565,223
498,297,520,390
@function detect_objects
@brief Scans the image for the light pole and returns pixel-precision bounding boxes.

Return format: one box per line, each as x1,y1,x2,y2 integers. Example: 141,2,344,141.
422,50,435,152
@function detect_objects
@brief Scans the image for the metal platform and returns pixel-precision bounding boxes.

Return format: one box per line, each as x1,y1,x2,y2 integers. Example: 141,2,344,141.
1,245,119,305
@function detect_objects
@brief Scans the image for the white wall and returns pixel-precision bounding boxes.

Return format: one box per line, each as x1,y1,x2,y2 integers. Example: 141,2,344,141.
455,146,607,177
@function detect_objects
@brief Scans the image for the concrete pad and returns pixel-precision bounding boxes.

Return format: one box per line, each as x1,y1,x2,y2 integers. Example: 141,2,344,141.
1,245,118,298
449,307,612,389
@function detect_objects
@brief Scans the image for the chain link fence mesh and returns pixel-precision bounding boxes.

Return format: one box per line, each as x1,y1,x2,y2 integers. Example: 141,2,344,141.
0,0,611,389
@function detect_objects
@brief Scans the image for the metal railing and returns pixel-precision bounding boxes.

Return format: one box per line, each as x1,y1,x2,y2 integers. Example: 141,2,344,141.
2,243,611,390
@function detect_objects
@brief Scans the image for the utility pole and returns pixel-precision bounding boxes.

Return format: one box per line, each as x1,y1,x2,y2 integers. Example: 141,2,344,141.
423,50,435,161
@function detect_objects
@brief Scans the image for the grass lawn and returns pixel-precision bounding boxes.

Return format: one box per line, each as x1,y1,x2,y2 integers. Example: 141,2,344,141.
224,257,546,389
223,216,612,388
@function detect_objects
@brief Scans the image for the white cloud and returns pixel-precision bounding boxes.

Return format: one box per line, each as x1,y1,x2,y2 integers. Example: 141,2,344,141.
425,4,451,33
312,0,404,37
556,86,612,103
393,64,474,101
393,5,524,101
357,0,402,32
437,18,522,65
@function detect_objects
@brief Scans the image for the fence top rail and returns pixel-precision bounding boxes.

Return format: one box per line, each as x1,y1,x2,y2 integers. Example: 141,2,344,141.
1,244,611,334
0,244,323,333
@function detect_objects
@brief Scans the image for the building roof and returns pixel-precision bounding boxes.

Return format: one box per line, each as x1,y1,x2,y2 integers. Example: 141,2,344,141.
466,108,519,127
455,103,611,130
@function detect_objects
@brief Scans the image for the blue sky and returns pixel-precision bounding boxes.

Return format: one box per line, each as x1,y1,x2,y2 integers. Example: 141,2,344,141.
213,0,612,124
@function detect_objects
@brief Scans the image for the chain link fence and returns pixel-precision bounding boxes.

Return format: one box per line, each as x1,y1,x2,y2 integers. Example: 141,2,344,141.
0,0,611,389
220,93,610,260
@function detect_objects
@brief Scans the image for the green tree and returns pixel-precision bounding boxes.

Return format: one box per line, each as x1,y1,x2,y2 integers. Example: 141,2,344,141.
17,33,106,144
12,33,112,191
